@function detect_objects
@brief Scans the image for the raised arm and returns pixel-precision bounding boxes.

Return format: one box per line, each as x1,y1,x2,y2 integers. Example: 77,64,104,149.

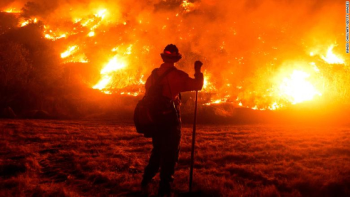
182,61,204,92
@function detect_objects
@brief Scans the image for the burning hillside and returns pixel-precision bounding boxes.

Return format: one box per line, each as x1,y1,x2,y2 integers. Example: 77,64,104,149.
0,0,349,114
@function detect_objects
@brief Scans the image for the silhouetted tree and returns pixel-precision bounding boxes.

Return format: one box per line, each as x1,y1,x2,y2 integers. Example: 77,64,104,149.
0,23,63,112
0,42,32,108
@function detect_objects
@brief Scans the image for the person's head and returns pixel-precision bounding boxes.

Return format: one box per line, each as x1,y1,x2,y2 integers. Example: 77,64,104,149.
161,44,182,63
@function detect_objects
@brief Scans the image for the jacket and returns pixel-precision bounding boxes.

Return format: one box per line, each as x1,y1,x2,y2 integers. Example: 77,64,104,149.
145,63,204,102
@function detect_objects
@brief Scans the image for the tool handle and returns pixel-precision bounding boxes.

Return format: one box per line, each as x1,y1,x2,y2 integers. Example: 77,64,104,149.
189,90,198,192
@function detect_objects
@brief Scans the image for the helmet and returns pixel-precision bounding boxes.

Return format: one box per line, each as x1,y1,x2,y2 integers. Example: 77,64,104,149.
161,44,182,63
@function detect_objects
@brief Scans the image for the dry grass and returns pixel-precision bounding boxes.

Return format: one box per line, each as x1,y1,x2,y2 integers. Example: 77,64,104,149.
0,120,350,196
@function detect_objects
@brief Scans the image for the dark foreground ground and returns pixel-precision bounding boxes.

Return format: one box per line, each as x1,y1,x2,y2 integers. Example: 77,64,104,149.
0,120,350,197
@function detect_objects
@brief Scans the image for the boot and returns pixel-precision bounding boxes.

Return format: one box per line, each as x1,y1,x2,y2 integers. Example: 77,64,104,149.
141,179,151,196
158,181,172,197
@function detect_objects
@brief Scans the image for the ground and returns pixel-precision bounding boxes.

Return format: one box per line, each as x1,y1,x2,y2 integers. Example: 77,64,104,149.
0,120,350,197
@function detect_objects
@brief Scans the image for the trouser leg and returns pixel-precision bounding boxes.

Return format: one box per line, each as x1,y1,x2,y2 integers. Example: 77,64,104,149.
159,124,181,195
142,136,161,184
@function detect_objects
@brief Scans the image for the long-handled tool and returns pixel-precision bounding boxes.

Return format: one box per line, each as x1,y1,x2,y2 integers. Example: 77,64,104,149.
189,90,198,192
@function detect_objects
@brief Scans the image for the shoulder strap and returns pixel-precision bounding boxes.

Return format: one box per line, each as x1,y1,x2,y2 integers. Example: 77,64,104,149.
146,67,176,97
153,67,176,85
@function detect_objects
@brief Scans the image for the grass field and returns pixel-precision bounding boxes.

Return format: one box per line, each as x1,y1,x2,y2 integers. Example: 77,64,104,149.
1,120,350,196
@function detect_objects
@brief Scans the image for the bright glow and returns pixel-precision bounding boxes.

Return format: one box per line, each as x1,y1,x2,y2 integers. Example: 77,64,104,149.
45,33,66,41
96,9,107,19
202,72,216,92
79,58,89,63
203,96,232,106
139,75,146,84
93,56,127,90
44,34,52,39
4,8,21,13
20,18,38,27
62,54,89,64
74,18,82,23
182,0,194,12
203,78,208,89
125,45,133,55
279,70,321,104
57,34,67,39
88,31,95,37
21,21,29,27
81,19,94,27
203,99,221,106
268,102,279,110
61,46,78,58
212,100,222,104
321,45,344,64
100,56,126,74
93,76,112,90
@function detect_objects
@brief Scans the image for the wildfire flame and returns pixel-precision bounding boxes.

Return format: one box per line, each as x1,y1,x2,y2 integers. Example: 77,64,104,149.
100,56,126,74
3,8,21,13
61,46,78,59
96,9,107,19
88,31,95,37
93,56,127,91
202,72,216,92
279,70,321,104
311,45,345,65
182,1,195,12
321,45,344,64
20,18,38,27
45,33,66,40
3,2,347,110
43,25,67,41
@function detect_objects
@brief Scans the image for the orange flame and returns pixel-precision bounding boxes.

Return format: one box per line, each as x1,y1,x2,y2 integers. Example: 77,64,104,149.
3,8,21,13
279,70,321,104
311,45,344,64
93,56,127,90
321,45,344,64
20,18,38,27
202,71,216,92
7,2,345,109
61,46,78,58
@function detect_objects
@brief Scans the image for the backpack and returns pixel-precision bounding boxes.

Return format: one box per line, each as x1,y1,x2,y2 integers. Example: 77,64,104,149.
134,67,178,137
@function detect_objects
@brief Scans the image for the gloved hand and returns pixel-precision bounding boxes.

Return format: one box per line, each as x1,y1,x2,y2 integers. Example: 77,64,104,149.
194,61,203,74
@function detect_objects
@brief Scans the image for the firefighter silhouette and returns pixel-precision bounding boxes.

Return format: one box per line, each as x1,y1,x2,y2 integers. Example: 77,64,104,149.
142,44,203,196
